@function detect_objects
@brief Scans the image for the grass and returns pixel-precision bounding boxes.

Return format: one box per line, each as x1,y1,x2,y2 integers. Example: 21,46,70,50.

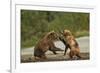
21,36,39,48
74,30,89,38
21,10,89,48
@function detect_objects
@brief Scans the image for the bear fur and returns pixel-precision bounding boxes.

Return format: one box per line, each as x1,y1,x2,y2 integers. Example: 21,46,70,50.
34,31,63,60
62,29,81,59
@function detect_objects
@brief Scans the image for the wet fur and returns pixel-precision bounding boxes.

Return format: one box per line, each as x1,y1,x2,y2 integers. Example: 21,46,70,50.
62,30,81,59
34,31,63,60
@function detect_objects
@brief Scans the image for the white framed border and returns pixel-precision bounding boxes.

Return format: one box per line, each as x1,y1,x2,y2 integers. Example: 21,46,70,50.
11,1,96,73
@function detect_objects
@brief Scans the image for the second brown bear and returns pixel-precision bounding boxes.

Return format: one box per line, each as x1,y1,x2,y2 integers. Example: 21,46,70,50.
62,29,82,59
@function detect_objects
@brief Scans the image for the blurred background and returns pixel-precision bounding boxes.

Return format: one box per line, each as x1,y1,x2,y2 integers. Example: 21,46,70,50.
21,10,89,48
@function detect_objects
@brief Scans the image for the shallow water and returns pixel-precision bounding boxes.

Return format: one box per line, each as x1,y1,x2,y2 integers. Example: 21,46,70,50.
21,36,89,55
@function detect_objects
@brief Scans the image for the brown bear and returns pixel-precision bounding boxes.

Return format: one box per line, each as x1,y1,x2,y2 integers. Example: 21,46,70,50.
34,31,63,60
62,29,81,59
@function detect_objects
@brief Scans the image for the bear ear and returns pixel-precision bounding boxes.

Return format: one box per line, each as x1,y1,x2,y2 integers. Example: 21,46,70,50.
49,30,55,35
64,29,70,33
46,31,55,39
64,29,71,34
63,29,72,36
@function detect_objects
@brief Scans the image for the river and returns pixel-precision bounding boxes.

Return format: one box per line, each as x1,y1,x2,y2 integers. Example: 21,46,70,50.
21,36,89,55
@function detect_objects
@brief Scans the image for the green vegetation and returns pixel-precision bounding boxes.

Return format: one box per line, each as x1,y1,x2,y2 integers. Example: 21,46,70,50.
21,10,89,48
